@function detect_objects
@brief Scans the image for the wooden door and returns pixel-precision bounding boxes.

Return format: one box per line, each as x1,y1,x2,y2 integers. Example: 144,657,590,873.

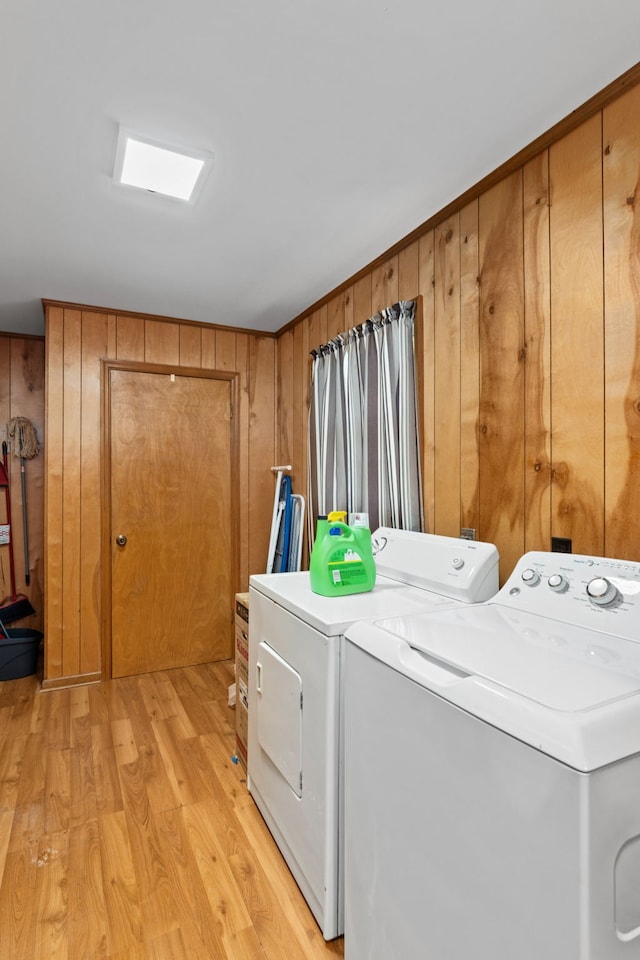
109,367,234,678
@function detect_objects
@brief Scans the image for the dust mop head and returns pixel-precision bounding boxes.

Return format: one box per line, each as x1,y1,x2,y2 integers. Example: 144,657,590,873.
6,418,39,459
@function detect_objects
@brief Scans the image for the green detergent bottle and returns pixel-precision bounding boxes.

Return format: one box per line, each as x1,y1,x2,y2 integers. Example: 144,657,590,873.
309,511,376,596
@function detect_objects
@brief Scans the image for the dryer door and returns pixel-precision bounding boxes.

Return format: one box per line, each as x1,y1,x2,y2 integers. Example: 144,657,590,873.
256,641,303,796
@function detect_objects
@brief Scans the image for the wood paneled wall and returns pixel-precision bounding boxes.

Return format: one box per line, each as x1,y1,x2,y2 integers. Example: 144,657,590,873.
44,304,275,687
0,334,45,632
276,80,640,583
9,69,640,684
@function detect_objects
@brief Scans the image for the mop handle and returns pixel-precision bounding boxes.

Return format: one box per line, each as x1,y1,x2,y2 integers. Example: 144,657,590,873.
20,457,29,586
1,442,17,601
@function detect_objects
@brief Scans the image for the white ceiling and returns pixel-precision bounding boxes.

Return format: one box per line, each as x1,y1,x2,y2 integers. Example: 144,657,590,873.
2,1,640,338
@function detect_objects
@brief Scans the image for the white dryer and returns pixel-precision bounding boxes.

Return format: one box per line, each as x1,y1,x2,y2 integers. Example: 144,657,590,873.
247,528,499,939
343,550,640,960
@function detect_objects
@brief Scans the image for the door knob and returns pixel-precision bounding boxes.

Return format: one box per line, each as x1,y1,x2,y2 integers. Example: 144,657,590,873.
115,534,127,546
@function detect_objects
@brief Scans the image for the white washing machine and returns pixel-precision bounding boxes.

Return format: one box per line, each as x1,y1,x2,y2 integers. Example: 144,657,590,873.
247,528,499,939
343,550,640,960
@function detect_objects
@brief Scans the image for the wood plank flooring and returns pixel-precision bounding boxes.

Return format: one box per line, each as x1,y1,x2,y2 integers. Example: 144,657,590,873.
0,661,345,959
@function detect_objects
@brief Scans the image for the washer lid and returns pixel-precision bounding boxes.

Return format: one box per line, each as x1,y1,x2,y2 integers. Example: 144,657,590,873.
349,605,640,770
380,605,640,711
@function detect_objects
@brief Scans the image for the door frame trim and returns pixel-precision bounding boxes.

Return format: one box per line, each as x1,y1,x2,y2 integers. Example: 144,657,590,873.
101,359,240,680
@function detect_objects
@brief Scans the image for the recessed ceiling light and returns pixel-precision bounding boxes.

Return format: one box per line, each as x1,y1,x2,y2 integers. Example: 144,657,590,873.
113,126,213,202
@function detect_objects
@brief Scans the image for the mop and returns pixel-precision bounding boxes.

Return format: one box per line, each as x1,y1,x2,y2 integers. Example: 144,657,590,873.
0,420,38,624
7,418,39,586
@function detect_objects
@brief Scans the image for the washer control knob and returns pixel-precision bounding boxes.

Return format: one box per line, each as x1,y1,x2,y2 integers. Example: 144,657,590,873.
521,568,540,587
548,574,569,593
452,557,465,570
586,577,618,606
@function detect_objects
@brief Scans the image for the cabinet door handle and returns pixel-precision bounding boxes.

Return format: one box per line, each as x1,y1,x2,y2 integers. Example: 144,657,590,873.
256,662,263,694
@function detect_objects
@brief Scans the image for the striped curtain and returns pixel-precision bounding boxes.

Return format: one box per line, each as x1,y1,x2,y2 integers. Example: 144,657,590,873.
307,300,423,543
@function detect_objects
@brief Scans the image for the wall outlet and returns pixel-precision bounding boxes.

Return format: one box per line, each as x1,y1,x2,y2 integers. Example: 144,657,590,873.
551,536,572,553
460,528,476,541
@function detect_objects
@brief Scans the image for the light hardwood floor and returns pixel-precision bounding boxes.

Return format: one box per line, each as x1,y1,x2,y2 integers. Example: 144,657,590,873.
0,660,345,959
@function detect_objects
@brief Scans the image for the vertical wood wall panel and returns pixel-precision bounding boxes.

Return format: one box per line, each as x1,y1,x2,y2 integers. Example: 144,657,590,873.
144,320,180,365
478,173,526,579
0,335,44,636
306,304,322,544
460,201,480,533
21,339,45,626
79,314,109,675
326,292,345,341
116,316,144,361
523,152,552,552
549,116,605,555
352,276,372,325
0,340,9,608
248,336,276,579
398,240,420,302
277,329,294,469
62,310,82,678
106,313,117,357
418,232,436,533
236,334,250,587
433,216,461,536
179,325,202,368
343,287,354,332
300,319,310,561
42,304,276,685
44,308,64,677
372,256,399,314
307,309,321,357
292,322,306,498
8,338,44,623
214,330,236,371
7,343,31,599
286,318,310,563
0,340,9,412
317,304,328,349
201,328,216,369
603,83,640,558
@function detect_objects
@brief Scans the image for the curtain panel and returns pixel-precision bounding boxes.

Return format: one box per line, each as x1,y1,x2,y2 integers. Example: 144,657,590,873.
307,300,423,543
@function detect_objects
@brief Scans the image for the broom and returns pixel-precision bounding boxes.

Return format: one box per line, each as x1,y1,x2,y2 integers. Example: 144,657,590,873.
0,440,36,625
7,417,39,586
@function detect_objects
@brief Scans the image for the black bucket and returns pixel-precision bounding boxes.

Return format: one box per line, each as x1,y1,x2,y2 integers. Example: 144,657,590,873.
0,628,43,680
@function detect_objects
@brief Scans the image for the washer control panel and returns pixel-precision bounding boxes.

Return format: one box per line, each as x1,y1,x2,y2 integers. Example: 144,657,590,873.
497,551,640,640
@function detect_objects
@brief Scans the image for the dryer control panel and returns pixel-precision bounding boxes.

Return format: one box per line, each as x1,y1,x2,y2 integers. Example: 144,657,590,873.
495,551,640,640
372,527,499,603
